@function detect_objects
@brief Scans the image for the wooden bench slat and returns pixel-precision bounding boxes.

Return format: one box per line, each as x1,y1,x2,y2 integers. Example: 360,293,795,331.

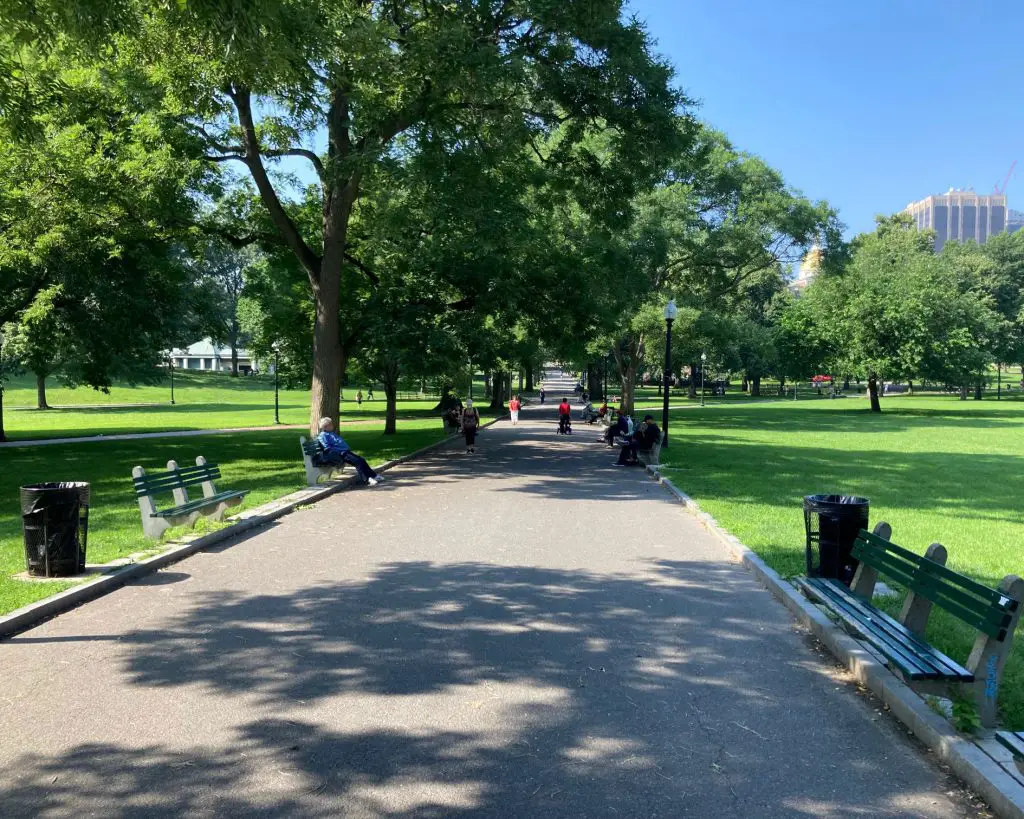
152,490,247,518
800,577,973,681
859,530,1018,608
854,532,1014,639
997,731,1024,760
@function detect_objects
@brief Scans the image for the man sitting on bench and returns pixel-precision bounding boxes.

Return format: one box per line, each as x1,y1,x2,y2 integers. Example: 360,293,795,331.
317,417,384,486
602,409,628,446
615,415,660,466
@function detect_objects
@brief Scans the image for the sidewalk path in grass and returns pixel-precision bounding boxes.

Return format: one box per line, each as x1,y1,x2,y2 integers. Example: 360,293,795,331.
0,416,437,448
0,403,977,816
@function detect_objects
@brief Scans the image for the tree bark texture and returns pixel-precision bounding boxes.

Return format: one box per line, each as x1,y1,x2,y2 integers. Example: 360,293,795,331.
489,372,506,410
974,381,983,400
35,372,50,410
741,376,748,392
525,366,535,392
688,361,697,399
0,388,6,442
383,360,399,435
868,374,881,412
750,375,761,397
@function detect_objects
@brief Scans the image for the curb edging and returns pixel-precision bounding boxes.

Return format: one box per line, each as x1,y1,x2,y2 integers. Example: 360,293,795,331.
646,465,1024,819
0,418,502,640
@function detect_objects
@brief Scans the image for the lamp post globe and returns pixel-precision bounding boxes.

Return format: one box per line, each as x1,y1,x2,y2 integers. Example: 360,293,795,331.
662,300,677,448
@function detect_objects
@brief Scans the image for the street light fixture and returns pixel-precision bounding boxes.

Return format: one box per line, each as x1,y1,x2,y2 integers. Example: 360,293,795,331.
272,342,281,424
662,299,677,448
168,354,176,405
700,351,707,408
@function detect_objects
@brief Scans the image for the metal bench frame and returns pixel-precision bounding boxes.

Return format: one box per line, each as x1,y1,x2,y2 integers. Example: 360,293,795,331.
132,456,247,540
300,436,349,486
798,522,1022,727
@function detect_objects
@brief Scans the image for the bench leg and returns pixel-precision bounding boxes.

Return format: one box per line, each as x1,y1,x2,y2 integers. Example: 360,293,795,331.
166,460,190,508
134,466,172,540
205,495,245,522
196,455,219,499
899,542,947,637
966,574,1024,728
850,521,892,598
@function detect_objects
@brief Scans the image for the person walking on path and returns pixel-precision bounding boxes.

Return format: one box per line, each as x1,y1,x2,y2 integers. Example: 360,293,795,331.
356,390,363,407
462,399,481,454
367,387,374,400
539,388,545,404
509,395,522,426
317,417,383,485
558,397,572,434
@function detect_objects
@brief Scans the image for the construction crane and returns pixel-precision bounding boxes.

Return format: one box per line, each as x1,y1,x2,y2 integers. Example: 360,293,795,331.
994,160,1017,195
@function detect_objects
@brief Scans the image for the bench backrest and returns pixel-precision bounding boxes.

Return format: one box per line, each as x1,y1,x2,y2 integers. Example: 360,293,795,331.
133,462,222,498
852,529,1019,640
301,437,323,457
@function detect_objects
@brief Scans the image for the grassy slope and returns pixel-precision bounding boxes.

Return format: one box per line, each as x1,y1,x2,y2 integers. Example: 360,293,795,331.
659,394,1024,728
0,421,452,615
2,372,447,439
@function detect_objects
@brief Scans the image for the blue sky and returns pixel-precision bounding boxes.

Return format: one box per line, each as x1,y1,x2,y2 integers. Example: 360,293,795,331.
631,0,1024,236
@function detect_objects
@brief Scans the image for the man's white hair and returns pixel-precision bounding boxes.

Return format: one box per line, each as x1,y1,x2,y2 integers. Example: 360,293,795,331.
318,417,333,431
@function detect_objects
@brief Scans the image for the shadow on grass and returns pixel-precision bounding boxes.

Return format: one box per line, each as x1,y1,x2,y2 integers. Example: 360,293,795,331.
1,560,953,816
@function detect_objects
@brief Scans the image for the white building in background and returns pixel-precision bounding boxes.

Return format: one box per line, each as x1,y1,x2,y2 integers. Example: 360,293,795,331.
170,338,258,374
788,244,823,296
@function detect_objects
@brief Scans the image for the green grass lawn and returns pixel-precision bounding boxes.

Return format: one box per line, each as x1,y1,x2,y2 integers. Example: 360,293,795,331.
0,421,454,615
2,372,451,440
659,395,1024,729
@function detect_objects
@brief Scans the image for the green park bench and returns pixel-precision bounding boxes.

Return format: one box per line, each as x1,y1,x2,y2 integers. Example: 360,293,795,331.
132,456,248,540
638,438,662,467
797,524,1023,728
997,731,1024,765
300,435,349,486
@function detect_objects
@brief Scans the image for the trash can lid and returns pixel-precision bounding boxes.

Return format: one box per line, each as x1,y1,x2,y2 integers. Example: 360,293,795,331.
804,493,869,506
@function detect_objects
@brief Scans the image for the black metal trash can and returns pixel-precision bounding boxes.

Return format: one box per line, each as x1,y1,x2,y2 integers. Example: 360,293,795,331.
803,494,869,586
21,483,90,577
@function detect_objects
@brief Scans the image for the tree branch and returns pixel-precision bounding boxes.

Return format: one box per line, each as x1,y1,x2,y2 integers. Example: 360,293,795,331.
343,252,378,286
225,84,323,286
263,148,325,180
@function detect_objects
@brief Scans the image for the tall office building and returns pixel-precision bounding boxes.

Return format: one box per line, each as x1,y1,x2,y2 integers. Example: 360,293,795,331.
904,189,1007,251
1008,209,1024,235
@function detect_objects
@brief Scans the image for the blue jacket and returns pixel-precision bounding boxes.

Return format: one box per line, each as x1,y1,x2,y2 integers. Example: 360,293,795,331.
318,430,350,454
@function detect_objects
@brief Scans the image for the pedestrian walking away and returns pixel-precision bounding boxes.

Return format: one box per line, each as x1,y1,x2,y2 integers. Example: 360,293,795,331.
509,395,521,426
317,417,384,486
356,390,363,407
462,399,481,454
367,387,374,400
539,388,545,404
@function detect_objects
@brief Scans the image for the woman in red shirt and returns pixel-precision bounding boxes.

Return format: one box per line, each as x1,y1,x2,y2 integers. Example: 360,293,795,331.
558,398,572,434
509,395,521,426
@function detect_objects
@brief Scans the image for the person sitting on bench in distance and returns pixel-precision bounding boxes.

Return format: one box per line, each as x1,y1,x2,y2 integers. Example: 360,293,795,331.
317,417,384,486
615,415,660,466
602,408,628,446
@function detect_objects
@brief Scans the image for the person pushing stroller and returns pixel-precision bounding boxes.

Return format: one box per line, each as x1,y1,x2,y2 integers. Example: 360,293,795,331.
557,397,572,434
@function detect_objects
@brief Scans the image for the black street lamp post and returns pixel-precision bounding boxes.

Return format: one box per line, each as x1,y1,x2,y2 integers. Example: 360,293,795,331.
662,300,677,447
700,351,707,408
169,355,176,405
273,344,281,425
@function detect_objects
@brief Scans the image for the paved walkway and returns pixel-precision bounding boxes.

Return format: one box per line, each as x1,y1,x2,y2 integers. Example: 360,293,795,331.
0,406,974,816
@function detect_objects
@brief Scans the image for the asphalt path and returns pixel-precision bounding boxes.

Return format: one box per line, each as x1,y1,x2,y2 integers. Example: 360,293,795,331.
0,404,974,817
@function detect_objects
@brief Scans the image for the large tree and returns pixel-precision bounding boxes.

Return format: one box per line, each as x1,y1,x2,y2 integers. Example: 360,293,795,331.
91,0,679,433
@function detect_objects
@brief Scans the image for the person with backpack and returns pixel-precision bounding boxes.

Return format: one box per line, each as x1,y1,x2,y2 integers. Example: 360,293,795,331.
509,394,522,426
462,399,481,454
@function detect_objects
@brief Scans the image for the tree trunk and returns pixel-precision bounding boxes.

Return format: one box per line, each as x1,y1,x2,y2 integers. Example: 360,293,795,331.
741,375,748,392
974,381,983,400
489,371,506,410
868,373,882,412
526,366,535,392
843,376,850,390
587,365,601,401
959,385,968,400
383,361,399,435
778,375,785,396
484,373,491,398
0,386,6,442
688,361,697,400
35,372,50,410
750,375,761,397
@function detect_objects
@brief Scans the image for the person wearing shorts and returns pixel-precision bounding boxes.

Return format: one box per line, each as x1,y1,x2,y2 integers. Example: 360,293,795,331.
509,395,521,426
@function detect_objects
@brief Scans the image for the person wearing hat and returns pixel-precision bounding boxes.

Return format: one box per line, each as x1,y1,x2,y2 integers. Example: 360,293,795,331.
615,414,660,466
317,417,384,486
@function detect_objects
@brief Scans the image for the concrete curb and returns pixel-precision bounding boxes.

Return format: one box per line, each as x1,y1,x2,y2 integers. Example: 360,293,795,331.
646,465,1024,819
0,418,502,640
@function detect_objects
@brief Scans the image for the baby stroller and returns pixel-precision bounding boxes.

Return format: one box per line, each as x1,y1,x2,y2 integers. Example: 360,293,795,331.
557,412,572,435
